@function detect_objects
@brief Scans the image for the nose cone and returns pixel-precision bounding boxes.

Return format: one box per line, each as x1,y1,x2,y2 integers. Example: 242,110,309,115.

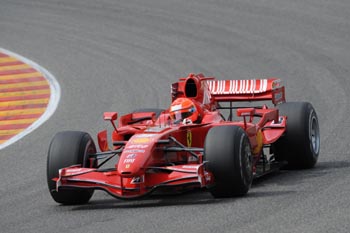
117,133,158,176
117,152,145,176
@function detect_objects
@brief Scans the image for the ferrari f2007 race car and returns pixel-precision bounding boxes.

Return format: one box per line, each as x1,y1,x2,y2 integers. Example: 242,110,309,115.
47,73,320,204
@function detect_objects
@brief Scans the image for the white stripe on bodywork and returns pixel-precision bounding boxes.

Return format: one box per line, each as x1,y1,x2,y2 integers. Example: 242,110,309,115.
207,79,269,95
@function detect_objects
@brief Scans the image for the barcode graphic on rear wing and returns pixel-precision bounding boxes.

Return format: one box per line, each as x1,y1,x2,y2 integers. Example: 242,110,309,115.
207,79,268,95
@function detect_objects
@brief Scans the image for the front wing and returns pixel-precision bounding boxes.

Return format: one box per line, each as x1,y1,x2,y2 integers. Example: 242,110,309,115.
55,163,214,199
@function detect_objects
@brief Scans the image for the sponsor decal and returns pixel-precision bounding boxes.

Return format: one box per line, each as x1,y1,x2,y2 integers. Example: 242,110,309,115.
126,154,137,159
124,158,135,163
132,137,151,144
131,134,158,143
62,168,95,176
134,134,157,138
67,168,83,173
182,165,198,169
204,171,212,182
271,79,281,90
125,164,130,168
187,130,192,147
126,144,149,149
123,154,137,164
123,149,145,153
131,176,144,184
274,92,282,99
253,130,263,154
145,127,166,132
64,168,85,175
271,117,284,125
273,92,283,104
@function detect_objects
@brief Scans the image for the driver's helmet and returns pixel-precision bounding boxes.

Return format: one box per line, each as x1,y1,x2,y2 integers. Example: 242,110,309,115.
169,98,198,124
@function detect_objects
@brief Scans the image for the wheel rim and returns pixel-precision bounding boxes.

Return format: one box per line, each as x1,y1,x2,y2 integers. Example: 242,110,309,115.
83,139,96,168
310,115,320,154
242,138,253,184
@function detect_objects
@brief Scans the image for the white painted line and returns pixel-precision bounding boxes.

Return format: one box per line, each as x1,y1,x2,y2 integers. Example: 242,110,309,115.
0,48,61,150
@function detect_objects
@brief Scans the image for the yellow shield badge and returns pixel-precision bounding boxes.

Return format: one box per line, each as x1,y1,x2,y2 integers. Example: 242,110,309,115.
187,130,192,147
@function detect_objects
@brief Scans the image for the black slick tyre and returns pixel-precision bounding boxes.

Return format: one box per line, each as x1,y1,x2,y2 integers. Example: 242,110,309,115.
47,131,97,205
273,102,320,169
204,126,253,197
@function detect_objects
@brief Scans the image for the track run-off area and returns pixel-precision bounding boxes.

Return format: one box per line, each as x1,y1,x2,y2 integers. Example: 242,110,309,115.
0,49,60,149
1,1,350,233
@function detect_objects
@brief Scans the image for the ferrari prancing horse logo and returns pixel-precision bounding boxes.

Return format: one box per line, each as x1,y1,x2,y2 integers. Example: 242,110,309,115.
187,130,192,147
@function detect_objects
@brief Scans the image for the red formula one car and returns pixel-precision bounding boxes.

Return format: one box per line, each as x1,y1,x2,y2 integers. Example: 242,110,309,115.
47,73,320,204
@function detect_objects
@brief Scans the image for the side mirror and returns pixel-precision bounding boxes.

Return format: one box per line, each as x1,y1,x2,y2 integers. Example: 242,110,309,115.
236,108,255,117
103,112,118,131
97,130,110,152
103,112,118,121
236,108,255,129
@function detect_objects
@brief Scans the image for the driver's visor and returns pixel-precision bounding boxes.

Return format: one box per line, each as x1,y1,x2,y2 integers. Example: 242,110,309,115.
170,106,195,121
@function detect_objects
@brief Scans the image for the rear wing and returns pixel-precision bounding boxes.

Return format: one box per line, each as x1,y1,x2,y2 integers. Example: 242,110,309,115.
207,78,285,105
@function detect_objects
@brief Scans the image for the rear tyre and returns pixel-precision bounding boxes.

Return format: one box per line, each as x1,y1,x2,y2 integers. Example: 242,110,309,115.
204,126,253,197
47,131,96,205
273,102,320,169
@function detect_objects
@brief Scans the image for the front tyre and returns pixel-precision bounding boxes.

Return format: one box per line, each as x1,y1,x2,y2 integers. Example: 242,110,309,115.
204,126,253,197
47,131,96,205
274,102,320,169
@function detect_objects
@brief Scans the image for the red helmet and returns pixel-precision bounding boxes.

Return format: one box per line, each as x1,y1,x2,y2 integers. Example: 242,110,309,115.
170,98,198,124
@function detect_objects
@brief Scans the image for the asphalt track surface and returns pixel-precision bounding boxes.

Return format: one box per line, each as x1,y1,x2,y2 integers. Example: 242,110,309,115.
1,0,350,232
